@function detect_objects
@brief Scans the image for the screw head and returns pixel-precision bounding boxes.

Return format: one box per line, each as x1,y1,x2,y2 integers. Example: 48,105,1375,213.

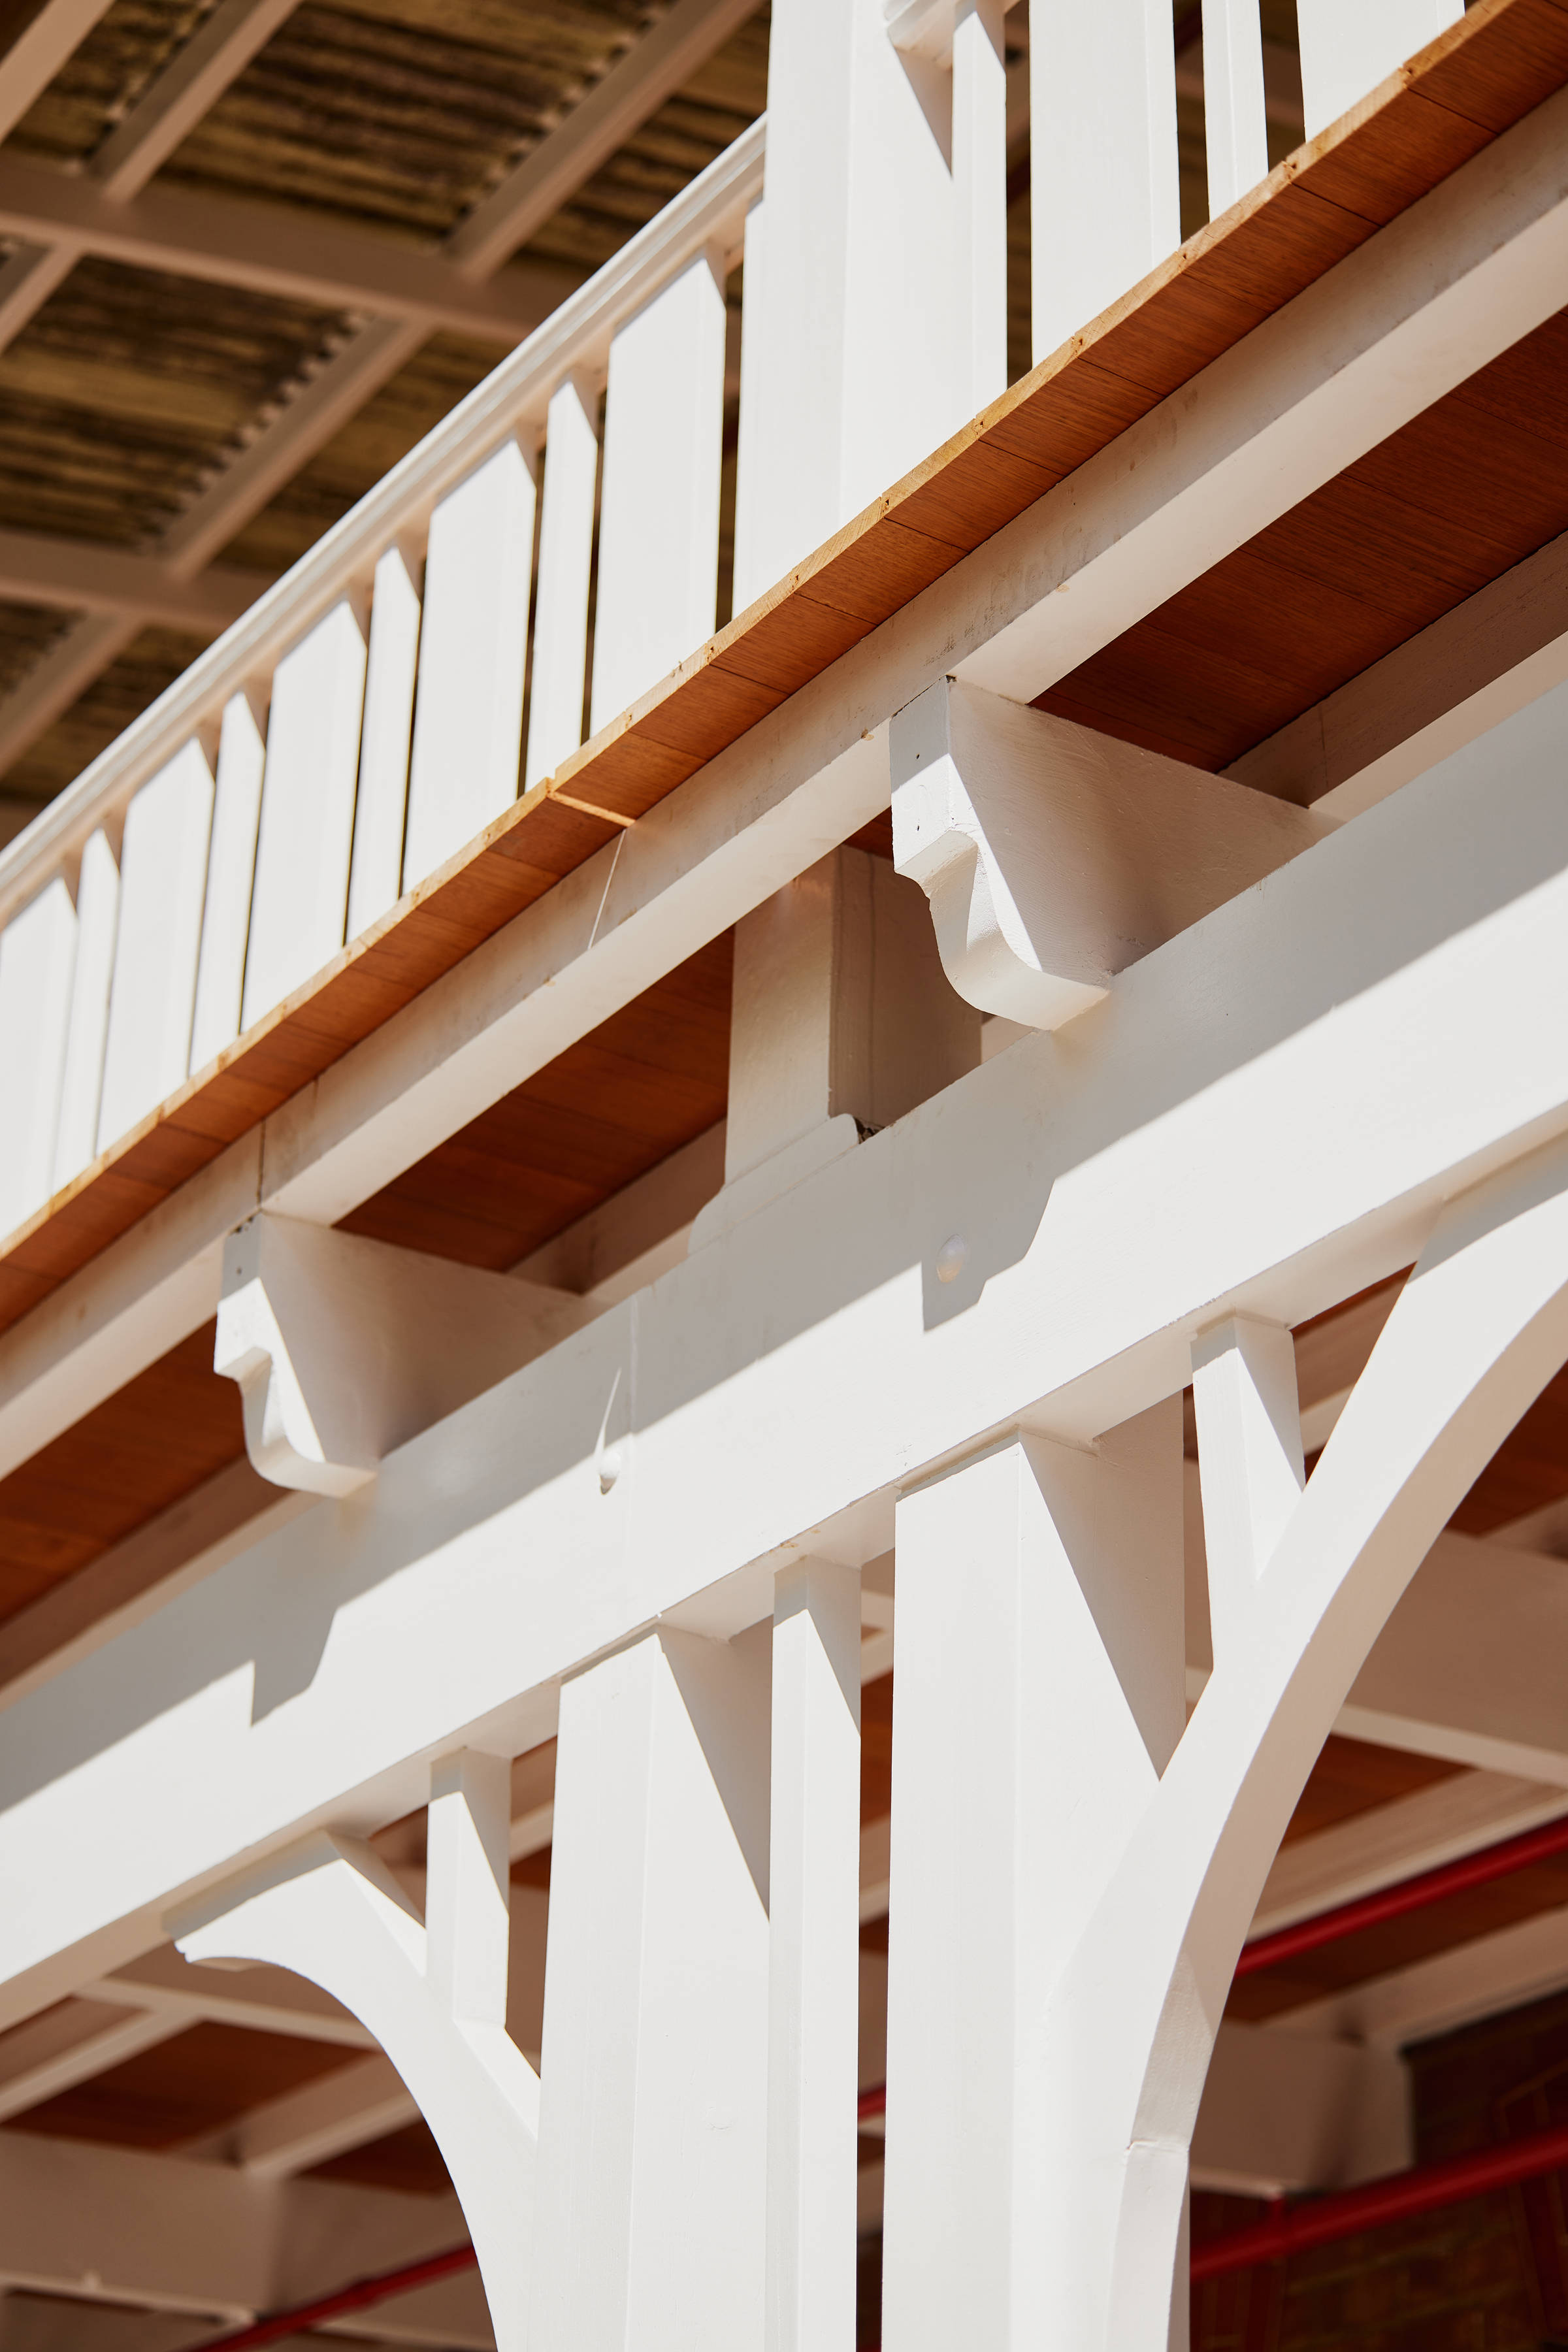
936,1233,967,1284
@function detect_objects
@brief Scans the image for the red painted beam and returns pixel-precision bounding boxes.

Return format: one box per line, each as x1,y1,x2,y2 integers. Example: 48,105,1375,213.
1234,1809,1568,1979
1190,2115,1568,2281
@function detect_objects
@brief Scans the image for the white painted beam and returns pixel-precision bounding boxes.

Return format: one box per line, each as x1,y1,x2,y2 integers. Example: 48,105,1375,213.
13,669,1568,2015
1281,1901,1568,2053
84,1945,375,2049
1190,2021,1409,2197
182,2049,418,2177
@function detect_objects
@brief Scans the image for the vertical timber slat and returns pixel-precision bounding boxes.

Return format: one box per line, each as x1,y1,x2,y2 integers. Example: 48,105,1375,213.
347,544,422,937
96,742,214,1151
0,877,75,1235
525,375,599,790
50,827,118,1188
190,690,266,1071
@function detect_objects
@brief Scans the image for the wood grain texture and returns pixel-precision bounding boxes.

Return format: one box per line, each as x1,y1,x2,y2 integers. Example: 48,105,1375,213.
1,0,1561,1348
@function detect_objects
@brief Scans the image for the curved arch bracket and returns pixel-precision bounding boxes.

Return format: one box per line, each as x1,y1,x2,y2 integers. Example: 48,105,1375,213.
171,1751,537,2352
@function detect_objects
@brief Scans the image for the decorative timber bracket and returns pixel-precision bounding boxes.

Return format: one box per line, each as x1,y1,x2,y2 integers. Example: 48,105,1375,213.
215,1211,592,1495
890,677,1329,1030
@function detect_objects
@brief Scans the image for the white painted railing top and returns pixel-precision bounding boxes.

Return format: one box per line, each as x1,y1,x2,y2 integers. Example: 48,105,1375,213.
0,0,1465,1253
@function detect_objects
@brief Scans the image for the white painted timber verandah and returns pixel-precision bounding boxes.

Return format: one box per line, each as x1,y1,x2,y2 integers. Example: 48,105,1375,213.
8,0,1568,2344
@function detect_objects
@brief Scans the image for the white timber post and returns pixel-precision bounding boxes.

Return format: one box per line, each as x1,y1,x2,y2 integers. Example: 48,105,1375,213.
740,0,961,596
1296,0,1462,139
530,1627,772,2352
1201,0,1268,216
693,844,980,1241
189,687,265,1070
953,0,1009,414
1191,1316,1304,1674
525,372,599,786
768,1560,862,2352
881,1404,1184,2352
962,1135,1568,2352
1028,0,1179,359
176,1750,540,2352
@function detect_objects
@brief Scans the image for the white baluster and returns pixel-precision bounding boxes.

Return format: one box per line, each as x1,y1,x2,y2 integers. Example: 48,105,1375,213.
1029,0,1179,360
1297,0,1461,139
96,741,214,1151
524,376,599,788
767,1560,860,2352
753,0,962,582
242,599,367,1030
881,1409,1184,2352
51,828,118,1188
1202,0,1268,216
189,690,265,1071
954,0,1009,415
590,252,727,732
531,1627,770,2352
404,439,536,888
0,876,76,1234
731,194,770,615
346,543,422,936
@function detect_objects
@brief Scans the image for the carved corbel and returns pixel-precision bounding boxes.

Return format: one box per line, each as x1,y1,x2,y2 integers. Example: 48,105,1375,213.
216,1211,592,1495
890,676,1327,1029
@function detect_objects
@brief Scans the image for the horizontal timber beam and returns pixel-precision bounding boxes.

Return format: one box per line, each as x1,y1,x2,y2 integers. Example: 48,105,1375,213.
0,155,582,340
0,527,274,630
5,674,1568,2017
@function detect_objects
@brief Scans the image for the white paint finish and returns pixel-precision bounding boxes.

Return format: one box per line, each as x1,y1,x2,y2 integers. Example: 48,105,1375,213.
189,691,265,1071
720,845,981,1188
404,440,534,888
590,252,726,729
1190,2022,1410,2195
18,675,1568,2012
744,0,958,586
532,1628,770,2352
241,598,367,1029
426,1750,510,2028
1201,0,1269,215
1028,0,1179,360
1024,1141,1568,2350
892,678,1321,1028
523,376,598,787
178,1813,538,2352
730,195,769,614
768,1561,860,2352
214,1212,590,1494
95,741,213,1151
1296,0,1461,139
50,827,118,1186
1192,1318,1304,1671
0,877,74,1236
953,0,1008,414
882,1412,1182,2352
346,545,421,938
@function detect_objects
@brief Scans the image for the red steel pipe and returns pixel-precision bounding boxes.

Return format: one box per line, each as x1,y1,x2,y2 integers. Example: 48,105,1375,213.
1234,1808,1568,1978
193,2244,478,2350
1191,2114,1568,2280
